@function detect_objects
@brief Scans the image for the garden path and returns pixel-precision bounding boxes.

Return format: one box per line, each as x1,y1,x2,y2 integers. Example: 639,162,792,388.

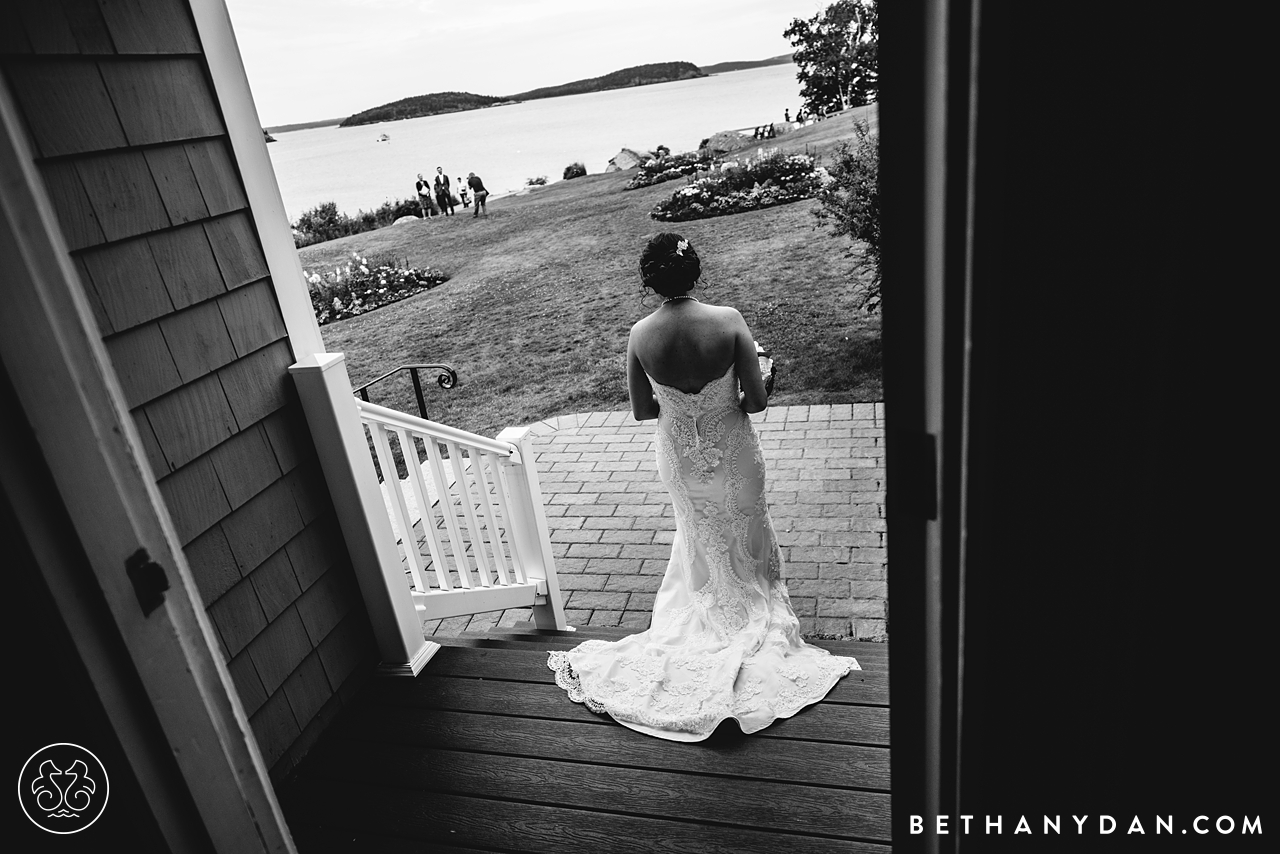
422,403,888,642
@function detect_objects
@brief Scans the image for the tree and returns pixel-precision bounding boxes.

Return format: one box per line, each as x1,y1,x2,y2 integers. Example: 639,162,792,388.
784,0,878,116
814,121,881,310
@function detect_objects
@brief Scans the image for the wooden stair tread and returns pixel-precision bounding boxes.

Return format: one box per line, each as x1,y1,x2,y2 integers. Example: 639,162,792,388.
332,705,890,791
299,742,891,842
364,675,891,746
419,646,889,705
283,779,890,853
457,624,889,670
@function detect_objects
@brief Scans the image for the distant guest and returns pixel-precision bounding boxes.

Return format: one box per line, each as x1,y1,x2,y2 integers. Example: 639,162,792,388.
784,108,790,122
767,123,776,139
467,172,488,217
434,166,455,216
458,177,470,207
415,172,435,217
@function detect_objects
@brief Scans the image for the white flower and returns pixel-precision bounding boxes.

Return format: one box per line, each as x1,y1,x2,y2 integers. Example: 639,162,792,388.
308,273,321,285
360,265,369,274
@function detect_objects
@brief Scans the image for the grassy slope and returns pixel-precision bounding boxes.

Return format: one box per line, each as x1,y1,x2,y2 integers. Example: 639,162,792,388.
300,105,880,438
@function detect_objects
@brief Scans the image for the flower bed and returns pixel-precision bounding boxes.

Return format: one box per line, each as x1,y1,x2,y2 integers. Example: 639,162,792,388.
650,149,825,222
625,150,716,190
306,253,448,325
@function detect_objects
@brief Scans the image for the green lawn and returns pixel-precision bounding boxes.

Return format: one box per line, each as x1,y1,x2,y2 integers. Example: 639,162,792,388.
300,105,881,438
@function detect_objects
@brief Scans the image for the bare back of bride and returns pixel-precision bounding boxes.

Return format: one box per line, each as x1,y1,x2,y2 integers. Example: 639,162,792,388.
547,233,859,741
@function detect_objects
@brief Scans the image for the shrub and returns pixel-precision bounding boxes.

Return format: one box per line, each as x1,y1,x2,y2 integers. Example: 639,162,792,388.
625,150,716,190
526,175,548,186
304,252,448,325
563,162,587,180
813,121,880,308
650,149,821,222
292,197,423,248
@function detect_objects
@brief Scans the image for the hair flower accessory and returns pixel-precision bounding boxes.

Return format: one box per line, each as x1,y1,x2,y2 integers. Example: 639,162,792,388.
676,239,689,256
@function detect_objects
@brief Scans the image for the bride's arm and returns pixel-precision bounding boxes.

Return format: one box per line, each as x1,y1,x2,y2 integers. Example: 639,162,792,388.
732,310,769,414
627,329,659,421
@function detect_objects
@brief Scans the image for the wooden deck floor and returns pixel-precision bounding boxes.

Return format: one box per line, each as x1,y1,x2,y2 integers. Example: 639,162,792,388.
278,624,890,853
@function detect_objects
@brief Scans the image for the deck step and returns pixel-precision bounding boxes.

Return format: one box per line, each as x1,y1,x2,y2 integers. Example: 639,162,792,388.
488,622,638,641
418,646,889,703
424,627,885,676
446,623,889,670
431,635,582,652
425,623,641,650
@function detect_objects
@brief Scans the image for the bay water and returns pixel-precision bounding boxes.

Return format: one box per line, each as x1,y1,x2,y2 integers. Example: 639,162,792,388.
266,64,801,223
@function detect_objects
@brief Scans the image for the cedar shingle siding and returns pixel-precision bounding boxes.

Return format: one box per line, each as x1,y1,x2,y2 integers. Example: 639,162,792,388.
3,0,377,780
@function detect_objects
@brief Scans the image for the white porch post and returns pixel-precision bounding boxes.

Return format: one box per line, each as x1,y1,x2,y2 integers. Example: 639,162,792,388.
496,427,569,630
289,354,437,675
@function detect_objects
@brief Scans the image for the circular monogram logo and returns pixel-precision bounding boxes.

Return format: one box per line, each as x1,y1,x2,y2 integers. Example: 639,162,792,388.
17,743,110,834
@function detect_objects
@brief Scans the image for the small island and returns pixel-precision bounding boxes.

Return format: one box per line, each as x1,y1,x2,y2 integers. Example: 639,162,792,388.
505,61,705,101
339,61,706,128
340,92,503,127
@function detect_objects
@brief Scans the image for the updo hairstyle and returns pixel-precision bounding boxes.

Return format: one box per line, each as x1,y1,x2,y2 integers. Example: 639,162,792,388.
639,232,701,298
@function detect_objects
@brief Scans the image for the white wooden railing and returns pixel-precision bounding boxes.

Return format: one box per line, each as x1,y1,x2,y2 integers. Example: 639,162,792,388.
358,399,567,626
290,353,567,677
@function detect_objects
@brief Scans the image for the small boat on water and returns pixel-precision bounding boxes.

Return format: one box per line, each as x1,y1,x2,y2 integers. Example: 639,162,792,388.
377,133,391,142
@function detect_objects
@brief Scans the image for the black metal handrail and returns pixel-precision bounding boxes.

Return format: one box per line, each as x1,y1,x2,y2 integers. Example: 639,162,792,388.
353,363,458,421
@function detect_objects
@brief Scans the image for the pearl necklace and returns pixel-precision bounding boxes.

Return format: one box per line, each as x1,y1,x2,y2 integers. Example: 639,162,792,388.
662,295,699,305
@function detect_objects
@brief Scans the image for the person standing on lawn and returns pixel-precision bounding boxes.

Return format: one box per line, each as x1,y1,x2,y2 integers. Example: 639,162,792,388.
467,172,488,217
434,166,455,216
457,176,470,208
415,173,436,217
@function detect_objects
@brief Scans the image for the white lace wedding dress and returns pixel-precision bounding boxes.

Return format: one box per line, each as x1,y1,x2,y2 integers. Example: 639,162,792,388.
547,364,859,741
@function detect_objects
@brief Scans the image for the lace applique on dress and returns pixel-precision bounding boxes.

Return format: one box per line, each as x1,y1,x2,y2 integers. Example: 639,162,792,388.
547,364,860,741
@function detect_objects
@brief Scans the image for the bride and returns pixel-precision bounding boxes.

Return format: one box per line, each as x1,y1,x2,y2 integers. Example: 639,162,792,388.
547,233,859,741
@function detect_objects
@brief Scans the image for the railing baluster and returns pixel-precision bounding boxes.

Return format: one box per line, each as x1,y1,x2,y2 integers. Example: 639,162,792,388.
490,461,528,585
423,432,472,588
393,427,450,592
411,433,455,592
369,424,428,593
446,441,493,588
474,452,511,585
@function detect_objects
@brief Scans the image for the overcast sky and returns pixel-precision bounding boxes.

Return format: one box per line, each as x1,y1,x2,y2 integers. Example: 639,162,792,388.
225,0,827,126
